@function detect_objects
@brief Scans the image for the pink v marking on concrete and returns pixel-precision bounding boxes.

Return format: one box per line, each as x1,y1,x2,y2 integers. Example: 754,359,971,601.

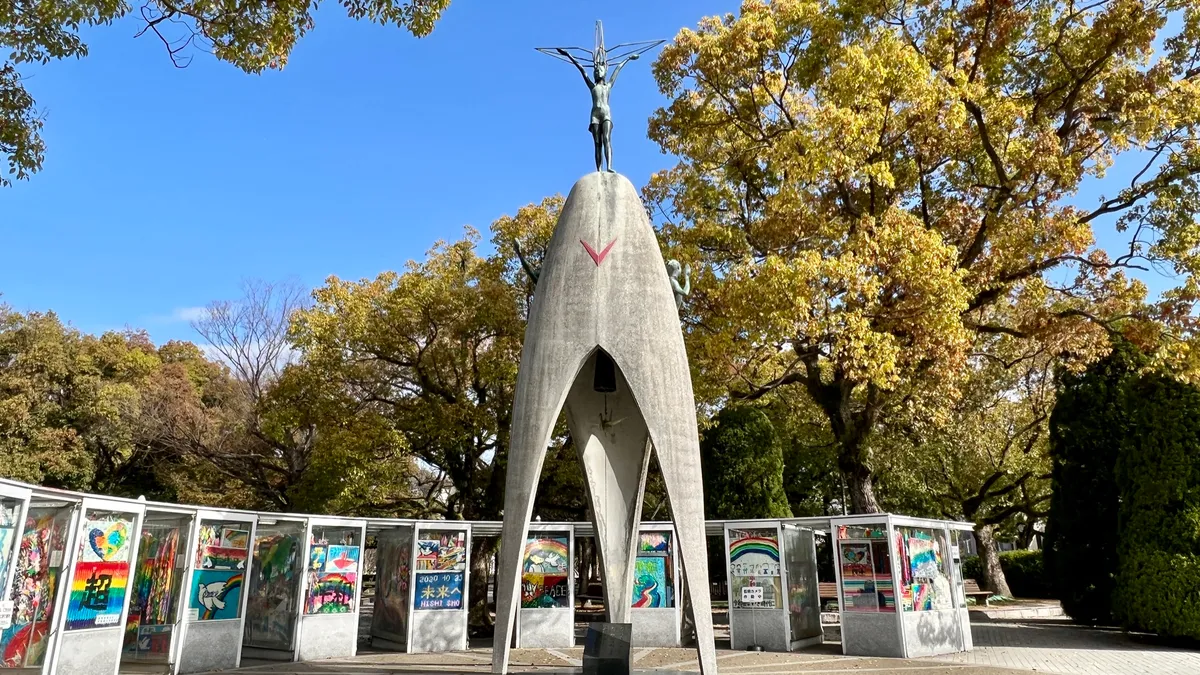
581,238,617,266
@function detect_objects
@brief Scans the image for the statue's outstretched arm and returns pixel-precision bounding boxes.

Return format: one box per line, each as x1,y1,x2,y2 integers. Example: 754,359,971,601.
682,264,691,297
609,53,639,85
557,48,594,87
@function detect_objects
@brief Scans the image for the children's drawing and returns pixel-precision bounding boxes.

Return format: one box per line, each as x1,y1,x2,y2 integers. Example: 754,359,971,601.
201,545,247,570
521,574,570,608
191,570,243,620
81,516,132,563
631,555,670,608
414,531,466,571
728,528,780,577
0,526,14,584
220,528,249,550
413,571,464,610
308,545,327,571
907,536,940,579
324,545,360,574
65,560,130,629
839,543,872,578
306,572,356,614
523,534,569,574
637,531,670,553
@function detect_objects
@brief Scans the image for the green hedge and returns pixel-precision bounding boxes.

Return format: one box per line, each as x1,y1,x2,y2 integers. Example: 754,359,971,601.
1044,341,1141,624
1113,373,1200,639
961,549,1052,599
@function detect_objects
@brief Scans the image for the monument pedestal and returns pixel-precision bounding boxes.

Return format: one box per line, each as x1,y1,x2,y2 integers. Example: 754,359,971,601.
583,623,631,675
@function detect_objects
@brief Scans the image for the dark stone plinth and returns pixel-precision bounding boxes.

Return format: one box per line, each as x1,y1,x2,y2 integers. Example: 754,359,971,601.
583,622,632,675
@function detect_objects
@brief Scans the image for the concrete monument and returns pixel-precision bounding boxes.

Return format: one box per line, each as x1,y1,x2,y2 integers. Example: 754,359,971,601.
492,31,714,670
492,171,716,675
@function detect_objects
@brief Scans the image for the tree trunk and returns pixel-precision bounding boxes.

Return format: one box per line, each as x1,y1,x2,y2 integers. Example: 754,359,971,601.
468,537,498,634
1015,518,1037,550
840,456,881,514
974,524,1012,598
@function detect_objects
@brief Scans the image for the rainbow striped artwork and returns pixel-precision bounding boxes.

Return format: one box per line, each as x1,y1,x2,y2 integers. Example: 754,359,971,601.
200,545,247,571
523,534,569,574
192,570,243,620
65,561,129,629
728,528,780,577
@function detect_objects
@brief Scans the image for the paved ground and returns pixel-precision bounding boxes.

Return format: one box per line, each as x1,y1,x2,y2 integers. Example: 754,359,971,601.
216,646,1023,675
932,618,1200,675
188,618,1200,675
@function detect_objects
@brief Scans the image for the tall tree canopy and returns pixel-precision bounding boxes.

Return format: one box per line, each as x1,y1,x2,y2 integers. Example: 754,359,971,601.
1,0,451,186
648,0,1200,512
700,405,793,519
876,349,1054,596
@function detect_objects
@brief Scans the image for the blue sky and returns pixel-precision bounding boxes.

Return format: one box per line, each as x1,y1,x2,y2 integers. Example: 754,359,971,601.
0,0,1180,345
1,1,735,343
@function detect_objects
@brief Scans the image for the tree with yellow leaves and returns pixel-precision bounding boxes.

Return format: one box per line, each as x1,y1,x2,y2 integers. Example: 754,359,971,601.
648,0,1200,513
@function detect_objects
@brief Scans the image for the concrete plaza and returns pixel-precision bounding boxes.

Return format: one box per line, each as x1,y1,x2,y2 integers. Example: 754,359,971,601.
196,617,1200,675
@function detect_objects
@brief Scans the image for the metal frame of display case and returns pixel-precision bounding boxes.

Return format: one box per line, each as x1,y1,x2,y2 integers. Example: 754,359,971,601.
406,521,472,653
46,496,146,675
120,503,197,672
4,489,83,675
367,523,417,651
722,520,792,652
293,517,367,662
173,508,258,675
0,481,33,604
630,522,681,648
514,523,575,648
830,514,973,659
240,514,308,662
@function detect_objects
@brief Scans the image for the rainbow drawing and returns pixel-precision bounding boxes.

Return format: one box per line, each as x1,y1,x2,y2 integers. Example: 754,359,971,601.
66,561,130,629
193,570,243,620
729,536,780,563
307,572,356,614
729,529,781,577
523,535,569,574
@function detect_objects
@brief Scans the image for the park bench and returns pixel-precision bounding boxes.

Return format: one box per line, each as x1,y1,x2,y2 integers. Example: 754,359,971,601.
818,582,839,609
964,578,993,606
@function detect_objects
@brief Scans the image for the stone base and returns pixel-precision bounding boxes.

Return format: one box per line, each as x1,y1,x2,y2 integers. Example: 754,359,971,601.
583,622,632,675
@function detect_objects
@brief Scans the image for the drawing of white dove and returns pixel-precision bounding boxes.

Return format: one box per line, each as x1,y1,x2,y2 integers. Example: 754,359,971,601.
198,581,228,611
